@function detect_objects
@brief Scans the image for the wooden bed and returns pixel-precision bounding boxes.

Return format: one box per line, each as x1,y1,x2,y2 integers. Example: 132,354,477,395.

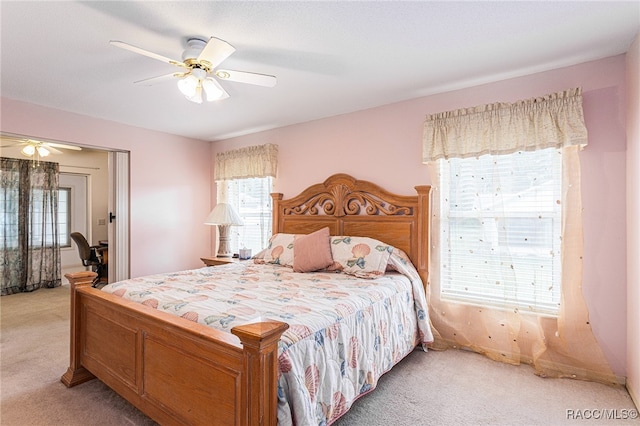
62,173,430,425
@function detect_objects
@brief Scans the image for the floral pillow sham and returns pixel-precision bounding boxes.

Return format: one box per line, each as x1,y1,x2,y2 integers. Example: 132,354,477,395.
327,236,392,278
253,230,398,279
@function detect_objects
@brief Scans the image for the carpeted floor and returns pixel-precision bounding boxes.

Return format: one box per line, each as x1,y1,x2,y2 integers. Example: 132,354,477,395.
1,285,638,425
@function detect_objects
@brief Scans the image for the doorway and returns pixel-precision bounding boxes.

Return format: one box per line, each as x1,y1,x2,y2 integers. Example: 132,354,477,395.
0,132,130,285
60,173,89,281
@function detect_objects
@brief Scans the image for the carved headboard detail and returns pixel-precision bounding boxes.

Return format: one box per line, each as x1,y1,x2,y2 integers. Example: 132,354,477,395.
281,175,414,217
271,173,431,286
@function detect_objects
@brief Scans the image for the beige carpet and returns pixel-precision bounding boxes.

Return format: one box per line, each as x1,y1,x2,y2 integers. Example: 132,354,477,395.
1,285,638,425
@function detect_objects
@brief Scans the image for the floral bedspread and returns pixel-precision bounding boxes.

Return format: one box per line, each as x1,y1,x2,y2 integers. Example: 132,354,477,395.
101,257,432,425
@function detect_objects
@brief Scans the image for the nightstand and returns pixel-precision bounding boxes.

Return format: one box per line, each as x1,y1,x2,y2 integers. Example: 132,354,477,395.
200,256,239,267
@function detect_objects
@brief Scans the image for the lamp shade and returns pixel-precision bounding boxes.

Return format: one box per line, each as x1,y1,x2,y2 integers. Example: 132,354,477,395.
177,74,199,97
202,77,226,101
36,146,50,157
186,87,204,104
21,144,36,156
204,203,244,226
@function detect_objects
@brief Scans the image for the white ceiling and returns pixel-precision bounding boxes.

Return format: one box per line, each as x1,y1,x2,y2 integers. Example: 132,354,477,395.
1,1,638,142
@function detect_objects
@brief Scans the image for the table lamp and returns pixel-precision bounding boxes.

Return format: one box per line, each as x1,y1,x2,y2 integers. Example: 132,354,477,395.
204,203,244,257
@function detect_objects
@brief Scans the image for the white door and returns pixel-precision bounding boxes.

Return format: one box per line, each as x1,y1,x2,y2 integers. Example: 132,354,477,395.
60,173,90,275
108,151,130,282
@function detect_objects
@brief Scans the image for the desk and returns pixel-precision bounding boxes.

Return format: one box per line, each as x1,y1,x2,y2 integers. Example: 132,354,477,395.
97,244,108,283
99,247,108,266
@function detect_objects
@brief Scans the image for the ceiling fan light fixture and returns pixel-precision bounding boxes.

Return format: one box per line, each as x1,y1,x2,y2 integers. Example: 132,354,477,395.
112,36,275,103
21,144,36,157
177,74,199,97
37,146,50,157
186,86,204,104
202,77,224,101
20,143,50,158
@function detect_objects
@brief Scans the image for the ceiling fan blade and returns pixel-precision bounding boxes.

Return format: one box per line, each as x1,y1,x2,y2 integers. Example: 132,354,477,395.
0,141,23,148
46,142,82,151
110,40,186,68
1,135,27,144
46,146,64,155
215,69,277,87
1,136,80,153
134,72,185,86
197,37,236,69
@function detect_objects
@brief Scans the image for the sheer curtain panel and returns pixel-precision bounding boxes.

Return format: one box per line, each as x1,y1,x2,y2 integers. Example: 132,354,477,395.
422,88,616,384
1,158,61,295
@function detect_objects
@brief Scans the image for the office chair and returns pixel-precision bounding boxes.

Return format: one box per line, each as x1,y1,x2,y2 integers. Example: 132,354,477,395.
70,232,106,287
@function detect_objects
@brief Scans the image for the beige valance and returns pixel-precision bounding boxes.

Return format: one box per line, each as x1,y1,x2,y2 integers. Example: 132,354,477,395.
423,88,588,162
214,143,278,180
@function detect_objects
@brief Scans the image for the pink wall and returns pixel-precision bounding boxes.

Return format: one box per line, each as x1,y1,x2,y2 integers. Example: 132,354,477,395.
212,55,630,376
626,33,639,406
1,99,213,277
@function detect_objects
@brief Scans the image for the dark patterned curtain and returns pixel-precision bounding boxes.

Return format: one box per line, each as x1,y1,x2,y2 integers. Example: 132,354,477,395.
1,157,61,295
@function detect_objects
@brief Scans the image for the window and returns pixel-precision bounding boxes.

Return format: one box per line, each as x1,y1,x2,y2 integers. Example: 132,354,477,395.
57,188,71,247
27,187,71,247
0,186,19,249
438,148,562,315
214,143,278,255
222,177,273,254
1,187,70,248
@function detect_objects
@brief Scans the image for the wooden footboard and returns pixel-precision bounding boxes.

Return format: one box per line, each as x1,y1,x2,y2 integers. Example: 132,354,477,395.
61,271,289,426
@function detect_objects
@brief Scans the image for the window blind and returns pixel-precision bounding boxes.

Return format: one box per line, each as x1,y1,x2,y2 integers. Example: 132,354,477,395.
29,188,68,247
439,148,562,315
224,177,273,254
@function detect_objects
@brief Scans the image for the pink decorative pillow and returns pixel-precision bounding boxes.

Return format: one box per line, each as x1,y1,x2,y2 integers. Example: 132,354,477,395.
293,227,333,273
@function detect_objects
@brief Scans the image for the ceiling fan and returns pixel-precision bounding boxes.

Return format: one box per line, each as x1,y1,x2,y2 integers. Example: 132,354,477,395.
110,36,277,103
1,136,82,158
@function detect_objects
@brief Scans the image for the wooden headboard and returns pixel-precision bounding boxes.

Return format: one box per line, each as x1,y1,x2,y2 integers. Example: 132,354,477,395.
271,173,431,285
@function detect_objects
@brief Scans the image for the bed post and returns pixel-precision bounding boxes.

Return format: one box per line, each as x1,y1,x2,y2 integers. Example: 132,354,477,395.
231,321,290,426
415,185,431,289
61,271,97,387
271,193,283,235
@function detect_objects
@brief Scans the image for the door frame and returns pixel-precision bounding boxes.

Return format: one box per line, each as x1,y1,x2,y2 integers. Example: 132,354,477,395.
108,151,130,282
